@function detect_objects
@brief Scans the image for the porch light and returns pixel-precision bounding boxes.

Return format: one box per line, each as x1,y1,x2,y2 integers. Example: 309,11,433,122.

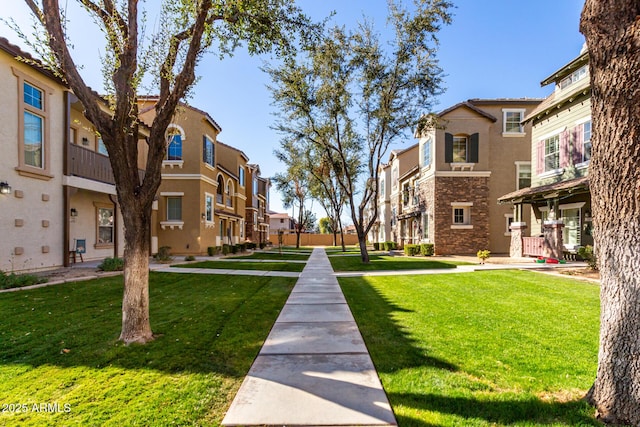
70,208,78,217
0,181,11,195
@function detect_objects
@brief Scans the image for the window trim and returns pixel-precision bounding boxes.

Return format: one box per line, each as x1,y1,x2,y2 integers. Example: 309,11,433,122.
515,161,531,190
13,67,54,180
203,134,215,167
502,108,526,136
94,202,115,249
450,202,473,229
504,213,514,236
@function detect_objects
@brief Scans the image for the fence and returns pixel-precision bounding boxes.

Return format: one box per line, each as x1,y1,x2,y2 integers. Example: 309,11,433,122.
269,233,360,247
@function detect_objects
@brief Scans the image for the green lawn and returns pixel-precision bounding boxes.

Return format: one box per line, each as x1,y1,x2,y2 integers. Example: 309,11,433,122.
227,252,310,261
0,273,295,426
329,253,464,271
340,270,600,426
180,260,305,272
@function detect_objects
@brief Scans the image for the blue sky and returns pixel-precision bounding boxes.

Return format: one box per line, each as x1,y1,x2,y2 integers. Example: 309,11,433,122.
1,0,586,219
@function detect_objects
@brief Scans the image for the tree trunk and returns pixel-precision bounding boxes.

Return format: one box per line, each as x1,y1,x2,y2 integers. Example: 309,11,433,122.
580,2,640,424
356,228,369,263
118,201,154,344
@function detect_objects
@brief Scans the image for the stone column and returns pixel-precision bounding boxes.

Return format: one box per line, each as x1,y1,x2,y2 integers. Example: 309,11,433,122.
543,220,565,259
509,222,527,258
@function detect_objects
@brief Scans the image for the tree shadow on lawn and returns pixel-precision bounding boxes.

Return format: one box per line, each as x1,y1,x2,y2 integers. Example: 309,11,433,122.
0,273,296,378
339,277,599,427
390,392,600,427
339,277,457,374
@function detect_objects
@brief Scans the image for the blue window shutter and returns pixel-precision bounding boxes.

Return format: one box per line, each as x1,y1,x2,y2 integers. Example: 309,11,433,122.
444,133,453,163
469,133,479,163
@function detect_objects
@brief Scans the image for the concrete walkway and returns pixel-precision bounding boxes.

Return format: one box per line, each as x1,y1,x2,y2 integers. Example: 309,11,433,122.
222,248,397,426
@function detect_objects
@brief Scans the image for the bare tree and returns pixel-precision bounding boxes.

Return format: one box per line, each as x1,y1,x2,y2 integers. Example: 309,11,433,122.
580,1,640,424
19,0,316,344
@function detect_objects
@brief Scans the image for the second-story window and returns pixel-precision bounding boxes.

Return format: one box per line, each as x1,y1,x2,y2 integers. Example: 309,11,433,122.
503,109,525,134
97,136,108,156
239,166,245,186
203,135,214,167
582,121,592,163
422,137,432,168
226,180,233,207
166,127,183,161
544,135,560,171
380,178,385,197
216,175,224,204
445,133,479,164
402,182,410,205
23,82,45,169
253,177,258,195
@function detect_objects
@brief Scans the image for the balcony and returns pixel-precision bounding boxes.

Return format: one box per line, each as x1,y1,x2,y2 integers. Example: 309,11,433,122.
67,143,144,185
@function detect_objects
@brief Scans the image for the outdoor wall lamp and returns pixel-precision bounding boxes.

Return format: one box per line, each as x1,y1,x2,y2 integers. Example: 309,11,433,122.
0,181,11,194
70,208,78,217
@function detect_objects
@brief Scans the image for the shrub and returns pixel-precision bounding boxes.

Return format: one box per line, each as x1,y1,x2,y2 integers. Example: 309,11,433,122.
383,241,397,251
477,249,491,264
404,244,420,256
245,242,257,250
578,245,598,270
184,255,196,261
222,244,231,256
259,242,266,249
373,242,380,251
237,243,246,253
230,244,238,254
420,243,434,256
207,246,221,256
0,271,47,290
154,246,173,263
98,257,124,271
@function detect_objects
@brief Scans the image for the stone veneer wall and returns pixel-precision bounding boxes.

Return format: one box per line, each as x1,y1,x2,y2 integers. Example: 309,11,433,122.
433,176,490,255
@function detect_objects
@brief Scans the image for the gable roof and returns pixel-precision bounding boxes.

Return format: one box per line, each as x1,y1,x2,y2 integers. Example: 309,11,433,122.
137,96,222,132
0,37,66,86
217,139,250,162
438,101,497,122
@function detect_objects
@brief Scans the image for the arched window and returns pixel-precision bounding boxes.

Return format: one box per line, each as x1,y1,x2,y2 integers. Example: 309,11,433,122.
166,125,184,161
216,175,224,204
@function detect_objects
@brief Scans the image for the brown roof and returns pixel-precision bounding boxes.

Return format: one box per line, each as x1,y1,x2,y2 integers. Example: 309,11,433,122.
438,101,497,122
137,96,222,132
498,176,589,204
217,139,249,162
0,37,66,85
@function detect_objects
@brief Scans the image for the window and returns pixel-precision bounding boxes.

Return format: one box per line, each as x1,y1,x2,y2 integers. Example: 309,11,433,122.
239,166,245,186
451,202,472,228
452,136,468,163
422,213,429,240
205,194,213,222
253,178,258,195
13,69,53,179
517,162,531,190
69,127,77,145
97,136,108,156
217,175,224,204
167,197,182,221
226,181,233,207
544,135,560,171
402,182,410,205
203,136,214,166
166,128,183,160
97,207,114,244
380,178,385,197
505,214,514,236
503,109,525,134
392,167,398,190
422,137,432,167
582,121,592,163
24,110,44,167
562,208,581,247
391,207,397,226
559,65,587,90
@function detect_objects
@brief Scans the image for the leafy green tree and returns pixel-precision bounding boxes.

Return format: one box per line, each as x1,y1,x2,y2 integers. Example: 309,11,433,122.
318,217,332,234
17,0,316,344
580,0,640,423
266,0,451,262
272,138,314,249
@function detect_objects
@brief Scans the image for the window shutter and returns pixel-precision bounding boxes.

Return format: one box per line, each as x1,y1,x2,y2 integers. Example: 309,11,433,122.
444,133,453,163
572,125,584,165
469,133,479,163
536,140,544,174
559,130,570,168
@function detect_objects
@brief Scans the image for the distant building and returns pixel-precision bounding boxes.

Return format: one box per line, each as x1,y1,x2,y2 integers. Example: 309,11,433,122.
269,212,295,234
